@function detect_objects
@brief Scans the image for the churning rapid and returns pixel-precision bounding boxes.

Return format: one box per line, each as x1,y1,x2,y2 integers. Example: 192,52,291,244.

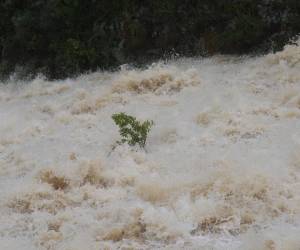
1,41,300,250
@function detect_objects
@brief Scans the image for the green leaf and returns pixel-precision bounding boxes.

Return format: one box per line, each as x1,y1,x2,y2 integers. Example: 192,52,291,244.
112,112,154,149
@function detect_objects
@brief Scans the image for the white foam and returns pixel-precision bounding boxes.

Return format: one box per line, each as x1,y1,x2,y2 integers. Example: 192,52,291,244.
1,41,300,249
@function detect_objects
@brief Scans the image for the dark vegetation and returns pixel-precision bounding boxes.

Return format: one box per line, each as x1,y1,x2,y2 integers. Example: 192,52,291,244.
0,0,300,80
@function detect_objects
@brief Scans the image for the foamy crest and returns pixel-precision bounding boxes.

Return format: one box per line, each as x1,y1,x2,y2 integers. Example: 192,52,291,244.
111,64,200,95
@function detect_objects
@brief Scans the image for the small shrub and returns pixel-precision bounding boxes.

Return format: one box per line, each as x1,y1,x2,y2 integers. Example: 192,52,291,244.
112,112,154,148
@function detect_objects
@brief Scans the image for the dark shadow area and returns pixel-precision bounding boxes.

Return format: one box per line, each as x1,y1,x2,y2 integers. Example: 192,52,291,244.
0,0,299,80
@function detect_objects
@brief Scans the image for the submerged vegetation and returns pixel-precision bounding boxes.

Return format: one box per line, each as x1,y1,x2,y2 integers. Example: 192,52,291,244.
112,112,154,149
0,0,300,80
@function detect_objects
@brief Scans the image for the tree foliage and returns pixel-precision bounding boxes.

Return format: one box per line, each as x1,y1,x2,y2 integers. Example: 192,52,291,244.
0,0,300,80
112,113,154,148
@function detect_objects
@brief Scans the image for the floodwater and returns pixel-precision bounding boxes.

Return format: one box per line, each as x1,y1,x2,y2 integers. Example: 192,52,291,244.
1,41,300,249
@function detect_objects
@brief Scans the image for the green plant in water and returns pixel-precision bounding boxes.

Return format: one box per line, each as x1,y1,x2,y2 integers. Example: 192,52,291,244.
112,112,154,148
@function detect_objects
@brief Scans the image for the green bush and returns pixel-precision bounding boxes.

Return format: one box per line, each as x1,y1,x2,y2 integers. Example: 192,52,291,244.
112,112,154,148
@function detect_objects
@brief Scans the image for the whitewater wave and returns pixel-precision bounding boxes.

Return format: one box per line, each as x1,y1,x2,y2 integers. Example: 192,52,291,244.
1,41,300,249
